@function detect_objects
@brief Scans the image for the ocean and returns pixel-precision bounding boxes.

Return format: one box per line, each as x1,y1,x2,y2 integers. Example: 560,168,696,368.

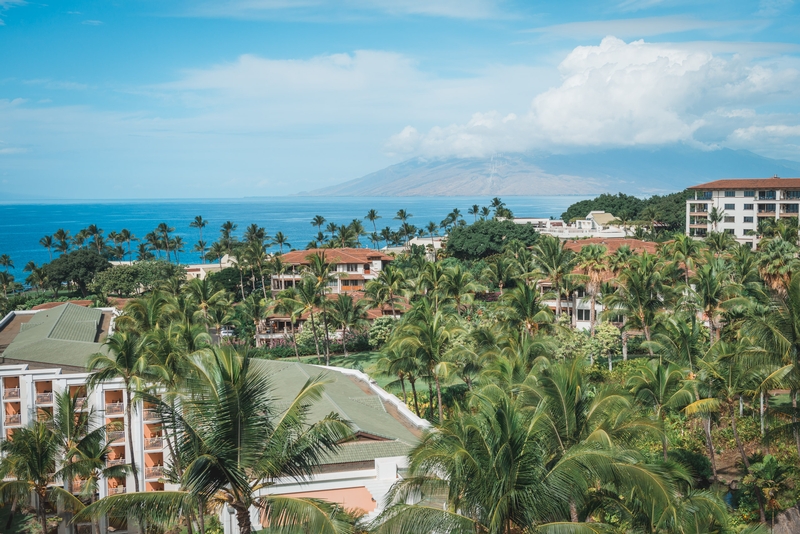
0,196,590,280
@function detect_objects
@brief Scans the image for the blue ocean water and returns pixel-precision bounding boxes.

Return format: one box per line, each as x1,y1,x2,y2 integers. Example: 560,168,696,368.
0,196,590,280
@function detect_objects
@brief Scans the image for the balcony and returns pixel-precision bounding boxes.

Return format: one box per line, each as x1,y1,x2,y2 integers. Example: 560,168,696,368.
108,486,126,495
4,414,21,426
3,388,20,400
142,409,160,422
106,402,125,415
107,430,125,443
759,191,777,200
75,397,88,410
144,436,164,450
107,458,126,467
758,204,776,214
35,392,53,405
144,466,164,480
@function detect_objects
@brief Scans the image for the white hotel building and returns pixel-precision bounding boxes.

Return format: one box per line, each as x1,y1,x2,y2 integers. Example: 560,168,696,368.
686,177,800,245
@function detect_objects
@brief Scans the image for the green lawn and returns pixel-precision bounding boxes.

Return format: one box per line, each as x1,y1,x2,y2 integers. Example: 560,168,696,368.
283,351,398,391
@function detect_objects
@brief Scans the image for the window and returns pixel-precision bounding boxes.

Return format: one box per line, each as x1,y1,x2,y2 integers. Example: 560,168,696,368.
784,204,800,214
744,204,753,210
698,192,712,200
724,229,735,235
725,191,735,197
724,203,735,210
759,191,776,200
723,216,735,223
576,288,586,297
577,309,591,321
744,216,754,223
744,190,755,197
786,191,800,199
744,229,755,236
346,263,358,272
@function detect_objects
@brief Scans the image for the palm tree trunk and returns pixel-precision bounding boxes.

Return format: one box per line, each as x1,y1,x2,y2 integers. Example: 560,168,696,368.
793,389,800,459
341,326,348,357
427,379,435,421
732,403,766,523
5,497,16,532
555,281,562,316
399,375,407,405
434,373,444,424
590,293,596,336
291,321,300,362
322,313,332,366
125,387,140,492
235,504,253,534
38,490,47,534
309,313,321,363
703,417,718,481
410,378,420,417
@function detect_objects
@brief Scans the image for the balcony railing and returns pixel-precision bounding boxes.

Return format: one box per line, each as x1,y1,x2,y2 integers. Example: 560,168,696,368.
142,409,159,421
144,436,163,450
145,466,164,479
107,431,125,443
108,486,126,495
759,192,777,200
36,392,53,405
107,458,126,467
106,402,125,415
4,414,21,426
74,397,87,410
3,388,20,400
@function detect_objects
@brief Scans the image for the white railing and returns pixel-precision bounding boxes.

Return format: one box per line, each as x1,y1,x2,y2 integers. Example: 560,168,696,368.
144,436,163,450
3,388,20,400
106,402,124,415
145,466,164,479
4,414,21,426
108,486,126,495
36,392,53,405
107,431,125,443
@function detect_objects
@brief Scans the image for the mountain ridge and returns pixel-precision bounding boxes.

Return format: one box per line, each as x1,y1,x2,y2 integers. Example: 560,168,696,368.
301,147,800,197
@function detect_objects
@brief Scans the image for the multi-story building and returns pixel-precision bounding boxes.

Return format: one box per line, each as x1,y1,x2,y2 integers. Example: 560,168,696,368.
686,176,800,245
271,248,393,295
0,303,427,533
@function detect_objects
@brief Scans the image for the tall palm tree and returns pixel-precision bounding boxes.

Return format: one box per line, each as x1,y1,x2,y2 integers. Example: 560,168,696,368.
40,235,54,261
365,265,406,317
306,252,338,362
576,244,608,335
604,251,665,347
79,347,353,534
311,215,326,233
330,293,369,356
440,264,484,315
499,282,555,336
365,209,381,233
468,204,480,222
665,233,702,285
118,229,136,261
273,231,290,253
690,257,743,340
54,228,72,254
156,223,175,262
206,241,227,267
391,299,462,423
185,277,227,323
0,253,14,272
136,242,154,261
707,206,725,232
193,240,207,263
189,215,207,244
482,254,519,295
87,331,152,492
0,422,83,534
531,235,576,315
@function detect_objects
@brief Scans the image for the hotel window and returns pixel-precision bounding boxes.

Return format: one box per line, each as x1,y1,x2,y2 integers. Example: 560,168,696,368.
786,191,800,199
723,216,735,223
725,191,735,197
346,263,358,272
744,216,754,223
698,192,712,200
724,229,735,235
744,204,753,210
724,203,735,210
759,190,776,200
744,190,755,197
577,309,591,321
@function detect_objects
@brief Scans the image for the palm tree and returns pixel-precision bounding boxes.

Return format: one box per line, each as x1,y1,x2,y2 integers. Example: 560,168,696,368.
468,204,480,222
185,277,227,323
394,209,411,224
206,241,227,267
0,253,13,272
757,238,799,293
193,240,207,263
365,265,406,317
40,235,54,261
330,293,368,356
482,254,519,295
0,271,14,298
156,222,175,262
171,235,186,264
365,209,381,233
311,215,327,233
440,265,484,315
136,242,154,261
531,235,576,315
79,347,353,534
306,252,339,362
391,300,462,423
273,288,305,360
87,331,152,492
690,257,743,340
0,422,83,534
325,221,338,243
627,359,689,460
665,233,702,285
54,228,71,254
604,251,665,347
189,215,207,245
707,206,726,232
576,243,608,335
274,231,290,253
499,282,555,336
118,229,136,261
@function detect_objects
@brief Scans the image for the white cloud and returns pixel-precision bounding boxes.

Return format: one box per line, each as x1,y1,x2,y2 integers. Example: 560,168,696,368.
190,0,500,19
81,20,103,25
389,37,800,158
526,16,744,39
0,147,27,154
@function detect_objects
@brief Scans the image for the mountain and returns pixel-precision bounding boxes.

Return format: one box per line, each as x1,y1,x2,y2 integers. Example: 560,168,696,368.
303,147,800,197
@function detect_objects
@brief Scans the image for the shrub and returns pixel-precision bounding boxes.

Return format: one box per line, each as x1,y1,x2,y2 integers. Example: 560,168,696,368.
446,220,540,260
368,317,397,349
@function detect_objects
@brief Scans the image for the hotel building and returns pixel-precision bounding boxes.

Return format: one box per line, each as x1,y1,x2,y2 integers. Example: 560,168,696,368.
686,176,800,245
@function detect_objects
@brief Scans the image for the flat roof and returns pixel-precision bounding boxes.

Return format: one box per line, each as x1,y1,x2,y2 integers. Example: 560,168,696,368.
689,177,800,190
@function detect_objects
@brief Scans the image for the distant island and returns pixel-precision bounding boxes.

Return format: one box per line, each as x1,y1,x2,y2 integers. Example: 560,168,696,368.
302,146,800,197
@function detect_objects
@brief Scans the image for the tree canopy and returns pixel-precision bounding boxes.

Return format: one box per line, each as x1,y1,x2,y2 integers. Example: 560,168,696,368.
446,219,540,259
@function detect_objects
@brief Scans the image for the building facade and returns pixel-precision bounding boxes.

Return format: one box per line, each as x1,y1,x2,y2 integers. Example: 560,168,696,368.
686,177,800,245
271,248,393,295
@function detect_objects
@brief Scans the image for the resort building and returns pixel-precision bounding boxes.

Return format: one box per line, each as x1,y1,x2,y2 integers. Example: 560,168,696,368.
686,176,800,244
511,212,631,239
0,302,424,533
110,254,235,281
271,248,393,295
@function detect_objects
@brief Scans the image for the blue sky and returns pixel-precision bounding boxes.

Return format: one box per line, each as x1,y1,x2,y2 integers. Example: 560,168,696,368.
1,0,799,199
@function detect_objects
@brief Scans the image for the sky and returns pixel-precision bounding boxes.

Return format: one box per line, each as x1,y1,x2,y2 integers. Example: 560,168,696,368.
1,0,799,199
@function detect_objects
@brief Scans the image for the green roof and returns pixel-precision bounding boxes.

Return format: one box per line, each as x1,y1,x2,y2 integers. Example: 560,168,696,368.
2,304,105,369
251,359,419,465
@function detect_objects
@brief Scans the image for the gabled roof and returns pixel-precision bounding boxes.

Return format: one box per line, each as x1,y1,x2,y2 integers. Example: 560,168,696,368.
1,304,107,369
251,359,421,465
279,248,393,266
688,177,800,190
563,238,658,255
587,211,616,225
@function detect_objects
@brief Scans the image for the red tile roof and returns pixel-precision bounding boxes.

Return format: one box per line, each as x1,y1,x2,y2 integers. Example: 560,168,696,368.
688,177,800,190
279,248,393,266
